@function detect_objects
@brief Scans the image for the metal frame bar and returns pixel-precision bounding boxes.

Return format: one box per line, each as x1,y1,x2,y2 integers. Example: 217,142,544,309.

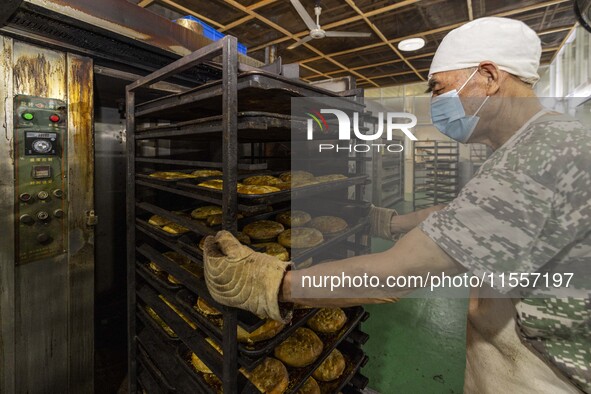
126,35,240,394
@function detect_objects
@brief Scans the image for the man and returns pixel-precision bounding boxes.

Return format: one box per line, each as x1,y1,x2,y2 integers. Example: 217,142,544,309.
204,17,590,393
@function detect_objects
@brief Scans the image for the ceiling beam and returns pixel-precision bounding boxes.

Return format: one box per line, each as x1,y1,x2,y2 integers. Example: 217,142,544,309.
299,63,332,79
550,24,577,63
294,0,571,64
221,0,380,86
344,0,425,81
137,0,155,7
247,0,278,10
248,0,421,52
218,15,254,32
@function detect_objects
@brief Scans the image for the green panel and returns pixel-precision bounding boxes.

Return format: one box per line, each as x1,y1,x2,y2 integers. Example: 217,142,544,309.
14,95,68,264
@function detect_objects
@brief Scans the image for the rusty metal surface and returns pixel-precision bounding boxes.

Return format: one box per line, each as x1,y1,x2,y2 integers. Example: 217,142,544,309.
67,52,94,393
0,35,16,394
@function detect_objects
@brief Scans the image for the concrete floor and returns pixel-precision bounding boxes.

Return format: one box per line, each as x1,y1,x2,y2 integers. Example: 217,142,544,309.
363,201,469,393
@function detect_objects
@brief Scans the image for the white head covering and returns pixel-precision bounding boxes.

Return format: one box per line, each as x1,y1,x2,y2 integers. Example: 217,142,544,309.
428,17,542,85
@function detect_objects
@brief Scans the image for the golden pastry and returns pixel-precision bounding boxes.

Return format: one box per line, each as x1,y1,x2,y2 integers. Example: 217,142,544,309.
243,220,285,241
242,175,283,186
203,374,223,393
279,171,314,183
275,182,292,191
297,377,321,394
277,228,324,249
148,214,172,227
252,242,289,262
148,171,197,180
275,210,312,227
307,308,347,334
237,320,285,344
314,174,348,183
194,297,222,316
162,222,190,235
274,327,323,367
198,179,225,190
191,169,222,178
190,338,223,373
167,274,181,285
191,205,223,220
312,349,346,382
145,305,176,338
160,295,197,329
242,357,289,394
206,213,244,227
309,216,348,235
238,184,281,194
148,261,163,275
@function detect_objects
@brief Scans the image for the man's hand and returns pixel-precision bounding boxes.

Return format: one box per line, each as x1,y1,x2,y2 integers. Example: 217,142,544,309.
203,231,292,323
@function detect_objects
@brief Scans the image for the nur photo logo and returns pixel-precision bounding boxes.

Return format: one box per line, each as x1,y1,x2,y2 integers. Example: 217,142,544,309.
306,109,418,153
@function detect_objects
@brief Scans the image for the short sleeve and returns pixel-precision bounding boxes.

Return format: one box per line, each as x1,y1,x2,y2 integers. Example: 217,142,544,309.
419,168,558,293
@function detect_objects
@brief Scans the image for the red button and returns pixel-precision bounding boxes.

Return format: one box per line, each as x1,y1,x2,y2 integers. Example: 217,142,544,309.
49,114,60,123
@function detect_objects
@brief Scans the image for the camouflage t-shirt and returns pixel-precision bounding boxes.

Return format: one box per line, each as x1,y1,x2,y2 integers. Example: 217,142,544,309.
420,111,591,392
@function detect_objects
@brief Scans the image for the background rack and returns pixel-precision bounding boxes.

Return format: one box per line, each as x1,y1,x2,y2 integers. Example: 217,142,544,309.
126,36,373,393
413,141,459,210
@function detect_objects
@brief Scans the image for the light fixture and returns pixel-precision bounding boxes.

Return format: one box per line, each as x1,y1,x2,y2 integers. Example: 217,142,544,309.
398,37,425,52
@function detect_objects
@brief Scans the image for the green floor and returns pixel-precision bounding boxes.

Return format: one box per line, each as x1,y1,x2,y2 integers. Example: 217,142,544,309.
363,201,469,393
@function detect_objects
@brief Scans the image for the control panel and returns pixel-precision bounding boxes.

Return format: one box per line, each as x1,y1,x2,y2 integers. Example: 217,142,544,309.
14,95,68,264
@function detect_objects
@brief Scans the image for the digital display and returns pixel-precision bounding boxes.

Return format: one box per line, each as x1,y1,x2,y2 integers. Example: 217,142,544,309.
31,165,52,179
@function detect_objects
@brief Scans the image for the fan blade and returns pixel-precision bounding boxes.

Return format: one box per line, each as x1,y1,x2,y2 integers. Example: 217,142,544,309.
290,0,318,31
287,35,313,50
324,31,372,38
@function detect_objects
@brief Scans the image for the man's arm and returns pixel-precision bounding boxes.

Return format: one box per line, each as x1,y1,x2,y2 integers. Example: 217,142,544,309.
390,204,446,234
281,226,466,307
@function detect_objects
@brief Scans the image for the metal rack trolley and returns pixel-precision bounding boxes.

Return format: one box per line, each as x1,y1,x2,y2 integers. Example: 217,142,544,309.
413,141,459,210
126,36,372,393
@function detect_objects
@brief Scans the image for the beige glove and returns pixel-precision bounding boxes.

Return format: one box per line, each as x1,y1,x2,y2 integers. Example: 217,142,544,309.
203,231,293,323
369,205,398,240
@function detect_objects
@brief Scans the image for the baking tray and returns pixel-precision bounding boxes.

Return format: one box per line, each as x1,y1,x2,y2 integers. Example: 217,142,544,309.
136,179,268,213
176,288,318,358
137,202,216,238
316,341,369,394
135,71,364,120
137,261,183,292
137,304,180,342
177,175,369,205
137,342,175,394
136,328,207,394
137,367,166,394
136,221,200,267
176,327,368,394
135,111,319,142
136,243,264,334
136,217,187,240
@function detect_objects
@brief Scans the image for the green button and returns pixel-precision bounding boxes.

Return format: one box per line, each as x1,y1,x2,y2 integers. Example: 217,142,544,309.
22,112,34,121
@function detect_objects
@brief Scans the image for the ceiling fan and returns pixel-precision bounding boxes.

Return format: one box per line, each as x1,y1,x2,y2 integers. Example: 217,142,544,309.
288,0,372,49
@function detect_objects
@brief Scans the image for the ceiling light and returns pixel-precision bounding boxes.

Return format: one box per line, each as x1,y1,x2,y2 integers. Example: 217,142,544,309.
398,38,425,52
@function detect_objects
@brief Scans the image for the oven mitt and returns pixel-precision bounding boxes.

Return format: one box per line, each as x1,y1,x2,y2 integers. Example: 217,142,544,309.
369,205,399,240
203,230,293,323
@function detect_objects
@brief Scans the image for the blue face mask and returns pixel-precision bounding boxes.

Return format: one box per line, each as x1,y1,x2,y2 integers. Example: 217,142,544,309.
430,69,490,143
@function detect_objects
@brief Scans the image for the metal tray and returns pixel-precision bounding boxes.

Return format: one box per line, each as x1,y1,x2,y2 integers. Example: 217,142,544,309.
177,175,369,205
137,304,180,342
175,288,319,358
135,71,364,120
136,222,201,267
135,111,316,142
137,261,183,292
136,328,208,394
136,217,187,239
137,342,175,394
176,328,368,394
